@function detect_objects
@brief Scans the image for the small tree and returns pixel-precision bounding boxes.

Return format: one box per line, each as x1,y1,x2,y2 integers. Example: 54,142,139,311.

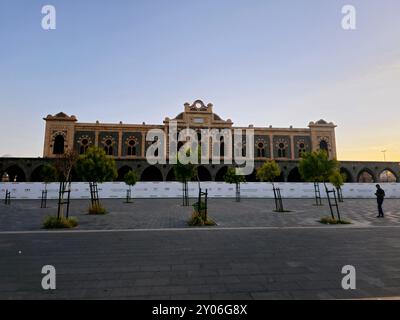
299,150,340,218
124,170,138,203
76,147,117,213
41,164,57,191
224,167,246,202
329,170,346,202
299,150,339,190
256,160,285,211
256,160,281,187
54,150,79,219
39,164,57,208
174,156,196,206
54,150,79,183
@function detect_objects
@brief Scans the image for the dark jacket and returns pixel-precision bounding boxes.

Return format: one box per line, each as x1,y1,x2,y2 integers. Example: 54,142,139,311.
375,188,385,201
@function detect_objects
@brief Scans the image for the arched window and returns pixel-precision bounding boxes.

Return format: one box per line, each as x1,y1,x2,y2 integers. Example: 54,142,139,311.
257,142,265,158
79,138,89,155
278,143,286,158
127,139,137,156
220,137,225,157
298,142,306,158
53,135,65,155
320,140,329,152
104,139,113,156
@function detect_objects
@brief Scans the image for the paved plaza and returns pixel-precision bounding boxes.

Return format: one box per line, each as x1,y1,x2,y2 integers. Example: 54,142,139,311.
1,198,400,231
1,198,400,299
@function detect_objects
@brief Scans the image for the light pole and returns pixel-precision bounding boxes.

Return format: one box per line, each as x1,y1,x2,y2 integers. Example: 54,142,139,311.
381,150,387,162
381,150,388,182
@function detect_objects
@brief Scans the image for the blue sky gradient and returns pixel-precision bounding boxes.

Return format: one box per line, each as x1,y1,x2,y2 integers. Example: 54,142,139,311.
1,0,400,160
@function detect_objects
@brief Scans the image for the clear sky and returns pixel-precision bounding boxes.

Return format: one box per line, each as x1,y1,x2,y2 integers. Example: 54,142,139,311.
1,0,400,161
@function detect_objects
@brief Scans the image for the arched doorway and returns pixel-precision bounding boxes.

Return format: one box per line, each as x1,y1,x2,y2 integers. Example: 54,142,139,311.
197,166,212,181
357,169,375,183
140,166,163,181
30,165,46,182
117,166,133,182
246,169,257,182
379,169,397,183
166,169,176,181
340,167,353,183
215,166,228,182
275,172,285,182
53,135,65,155
287,167,304,182
5,165,26,182
69,167,79,182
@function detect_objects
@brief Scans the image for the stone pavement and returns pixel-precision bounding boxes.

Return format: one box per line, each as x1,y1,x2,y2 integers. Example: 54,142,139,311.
0,198,400,231
1,198,400,300
1,227,400,299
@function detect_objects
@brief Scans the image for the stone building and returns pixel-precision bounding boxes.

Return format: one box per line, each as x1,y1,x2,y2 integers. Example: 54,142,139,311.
0,100,399,183
43,100,337,160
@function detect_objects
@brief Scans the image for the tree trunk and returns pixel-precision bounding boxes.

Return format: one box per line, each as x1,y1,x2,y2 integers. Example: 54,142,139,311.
236,182,240,202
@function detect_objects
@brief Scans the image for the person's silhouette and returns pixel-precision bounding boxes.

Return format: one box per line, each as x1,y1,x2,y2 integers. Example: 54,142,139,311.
375,184,385,218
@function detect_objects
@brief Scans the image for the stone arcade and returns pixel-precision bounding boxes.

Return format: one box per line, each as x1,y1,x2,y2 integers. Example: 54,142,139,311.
0,100,399,183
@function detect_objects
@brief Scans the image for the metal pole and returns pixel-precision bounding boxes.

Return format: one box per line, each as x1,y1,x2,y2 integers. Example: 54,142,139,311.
273,186,278,211
205,189,208,221
326,190,335,220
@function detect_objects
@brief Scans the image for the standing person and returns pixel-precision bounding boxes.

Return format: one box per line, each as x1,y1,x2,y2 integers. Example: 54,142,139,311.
375,184,385,218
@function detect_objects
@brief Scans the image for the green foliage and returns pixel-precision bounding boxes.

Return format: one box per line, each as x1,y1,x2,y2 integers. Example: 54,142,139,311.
41,164,58,183
299,150,339,183
192,201,207,213
319,217,351,225
124,170,138,187
174,157,197,183
88,203,107,215
76,147,117,183
187,211,216,226
54,150,79,182
43,216,78,229
329,170,346,189
224,167,246,185
256,160,281,182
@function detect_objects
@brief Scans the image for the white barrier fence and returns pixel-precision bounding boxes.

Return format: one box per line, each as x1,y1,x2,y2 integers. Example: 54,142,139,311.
0,182,399,200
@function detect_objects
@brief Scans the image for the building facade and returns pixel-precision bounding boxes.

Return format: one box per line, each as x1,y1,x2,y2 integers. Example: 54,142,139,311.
0,100,399,183
43,100,337,161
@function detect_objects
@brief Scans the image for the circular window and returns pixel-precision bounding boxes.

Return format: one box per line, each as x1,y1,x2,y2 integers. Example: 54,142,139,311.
105,139,112,146
279,143,285,149
81,139,88,145
128,140,136,146
299,143,305,149
258,143,264,148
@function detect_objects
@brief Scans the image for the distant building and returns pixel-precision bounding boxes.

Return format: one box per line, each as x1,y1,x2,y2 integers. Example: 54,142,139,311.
0,100,398,183
43,99,337,161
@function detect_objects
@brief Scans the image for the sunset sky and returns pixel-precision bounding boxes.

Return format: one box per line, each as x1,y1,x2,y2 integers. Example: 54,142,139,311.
1,0,399,161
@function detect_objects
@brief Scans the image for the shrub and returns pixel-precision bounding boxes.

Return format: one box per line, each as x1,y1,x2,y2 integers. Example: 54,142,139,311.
192,201,207,213
319,217,351,225
188,211,216,227
43,216,78,229
88,203,107,215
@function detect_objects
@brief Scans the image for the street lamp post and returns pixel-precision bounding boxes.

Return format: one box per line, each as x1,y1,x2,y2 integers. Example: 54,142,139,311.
381,150,387,162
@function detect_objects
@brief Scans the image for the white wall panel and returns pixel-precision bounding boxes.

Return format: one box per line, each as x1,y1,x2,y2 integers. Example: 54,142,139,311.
0,182,398,199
